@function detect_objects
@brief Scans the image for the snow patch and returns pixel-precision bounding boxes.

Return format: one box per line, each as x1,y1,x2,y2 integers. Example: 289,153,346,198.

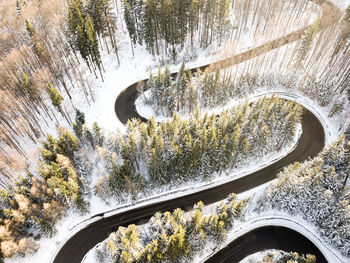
330,0,350,10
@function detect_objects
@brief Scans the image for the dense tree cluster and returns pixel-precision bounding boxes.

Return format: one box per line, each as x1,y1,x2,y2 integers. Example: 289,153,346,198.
38,127,86,210
0,175,63,258
0,122,90,259
95,194,247,262
258,135,350,256
0,0,98,183
95,96,302,200
0,0,349,261
122,0,231,56
67,0,119,78
143,64,340,118
0,92,302,259
145,63,275,116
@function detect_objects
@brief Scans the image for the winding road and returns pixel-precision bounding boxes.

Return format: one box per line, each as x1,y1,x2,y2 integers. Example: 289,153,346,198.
54,106,324,263
205,226,328,263
52,1,341,263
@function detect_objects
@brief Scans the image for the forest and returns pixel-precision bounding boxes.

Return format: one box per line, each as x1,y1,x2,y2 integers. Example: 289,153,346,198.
0,95,302,259
141,62,346,117
0,0,350,262
95,96,302,200
96,194,247,262
123,0,231,56
258,130,350,256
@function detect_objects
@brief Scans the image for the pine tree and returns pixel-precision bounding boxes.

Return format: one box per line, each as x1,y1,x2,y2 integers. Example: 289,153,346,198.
142,0,158,55
93,122,104,146
216,0,231,45
86,14,103,78
56,127,79,158
67,0,103,76
173,0,190,47
163,64,171,87
296,20,320,64
48,84,64,109
25,19,36,38
123,0,137,55
159,0,173,54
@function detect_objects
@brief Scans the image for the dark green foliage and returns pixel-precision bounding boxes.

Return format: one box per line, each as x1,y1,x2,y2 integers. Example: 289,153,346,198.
56,127,79,158
67,0,102,70
73,109,86,139
123,0,137,44
92,122,104,146
25,19,36,38
87,0,109,36
36,128,87,212
122,0,232,56
85,14,102,69
48,84,64,108
96,97,302,200
75,109,86,125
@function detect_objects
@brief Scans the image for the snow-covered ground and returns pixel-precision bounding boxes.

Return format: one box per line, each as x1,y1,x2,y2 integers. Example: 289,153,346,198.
331,0,350,10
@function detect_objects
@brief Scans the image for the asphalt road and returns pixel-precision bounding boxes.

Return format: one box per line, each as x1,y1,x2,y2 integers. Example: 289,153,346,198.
53,1,339,262
205,226,327,263
53,106,324,263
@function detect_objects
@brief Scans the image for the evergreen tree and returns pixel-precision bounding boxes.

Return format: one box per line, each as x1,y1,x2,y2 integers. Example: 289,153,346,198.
86,14,103,75
216,0,231,45
123,0,137,49
142,0,158,55
48,84,64,109
296,20,320,64
25,19,36,38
